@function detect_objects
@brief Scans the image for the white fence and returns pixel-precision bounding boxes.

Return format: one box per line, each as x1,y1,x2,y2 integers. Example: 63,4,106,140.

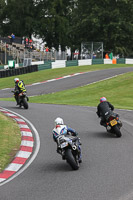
104,59,112,64
52,60,66,69
125,59,133,64
78,59,92,66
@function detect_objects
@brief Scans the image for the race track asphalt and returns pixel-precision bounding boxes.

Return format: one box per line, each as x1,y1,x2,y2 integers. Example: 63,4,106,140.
0,67,133,200
1,67,133,98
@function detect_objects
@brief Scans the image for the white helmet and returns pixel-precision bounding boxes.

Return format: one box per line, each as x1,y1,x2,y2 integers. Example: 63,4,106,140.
55,117,64,126
14,78,19,83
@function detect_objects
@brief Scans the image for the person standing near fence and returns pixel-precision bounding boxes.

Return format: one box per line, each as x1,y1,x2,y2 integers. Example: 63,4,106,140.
105,53,109,59
8,33,15,44
109,52,113,60
11,33,15,43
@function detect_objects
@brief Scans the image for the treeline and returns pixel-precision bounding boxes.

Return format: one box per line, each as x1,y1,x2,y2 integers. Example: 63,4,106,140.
0,0,133,57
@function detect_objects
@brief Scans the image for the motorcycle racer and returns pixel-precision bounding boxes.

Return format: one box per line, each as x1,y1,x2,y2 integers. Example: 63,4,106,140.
96,97,114,127
52,117,82,163
14,78,27,105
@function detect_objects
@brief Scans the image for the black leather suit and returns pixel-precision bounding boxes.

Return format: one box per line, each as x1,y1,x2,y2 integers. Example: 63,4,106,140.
97,101,114,126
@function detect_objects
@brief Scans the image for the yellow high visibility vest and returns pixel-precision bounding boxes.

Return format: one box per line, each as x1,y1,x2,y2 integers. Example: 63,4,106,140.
18,81,26,92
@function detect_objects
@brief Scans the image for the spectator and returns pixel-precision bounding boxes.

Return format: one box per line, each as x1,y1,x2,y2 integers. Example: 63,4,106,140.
93,53,96,59
45,47,49,52
25,37,29,48
8,33,15,44
109,52,113,60
29,39,33,43
11,33,15,43
105,53,109,59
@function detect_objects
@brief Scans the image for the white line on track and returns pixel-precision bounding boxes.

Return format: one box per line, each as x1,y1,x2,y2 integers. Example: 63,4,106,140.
83,73,125,87
0,71,90,91
31,82,41,86
0,70,128,92
30,73,125,98
1,88,10,90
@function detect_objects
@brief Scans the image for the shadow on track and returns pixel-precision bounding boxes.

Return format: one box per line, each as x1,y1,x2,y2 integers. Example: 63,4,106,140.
88,131,117,139
40,162,73,172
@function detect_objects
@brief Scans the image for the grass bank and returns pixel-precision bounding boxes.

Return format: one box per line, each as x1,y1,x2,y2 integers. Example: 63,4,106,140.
27,71,133,110
0,64,132,171
0,64,132,89
0,113,21,172
0,65,132,169
1,71,133,110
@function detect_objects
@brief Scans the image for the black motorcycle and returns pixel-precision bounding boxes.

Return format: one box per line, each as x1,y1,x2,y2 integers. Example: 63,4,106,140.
56,134,81,170
105,112,122,137
12,91,29,109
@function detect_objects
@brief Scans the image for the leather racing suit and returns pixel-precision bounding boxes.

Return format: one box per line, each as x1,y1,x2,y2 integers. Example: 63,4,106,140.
96,101,114,126
52,124,82,162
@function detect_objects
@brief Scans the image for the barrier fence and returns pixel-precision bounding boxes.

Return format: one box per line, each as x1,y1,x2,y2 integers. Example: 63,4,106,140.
0,58,131,78
0,65,38,78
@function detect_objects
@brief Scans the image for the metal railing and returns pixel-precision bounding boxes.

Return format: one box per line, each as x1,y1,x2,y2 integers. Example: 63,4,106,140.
0,41,68,64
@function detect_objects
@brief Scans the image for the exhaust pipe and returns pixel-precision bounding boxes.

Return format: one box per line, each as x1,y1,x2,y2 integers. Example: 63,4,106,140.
72,145,77,150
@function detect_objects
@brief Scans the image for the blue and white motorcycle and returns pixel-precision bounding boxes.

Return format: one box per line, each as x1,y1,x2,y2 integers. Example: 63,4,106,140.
57,134,81,170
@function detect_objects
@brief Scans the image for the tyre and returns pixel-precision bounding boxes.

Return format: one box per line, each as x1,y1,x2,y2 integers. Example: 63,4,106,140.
112,125,122,137
23,98,28,109
65,149,79,170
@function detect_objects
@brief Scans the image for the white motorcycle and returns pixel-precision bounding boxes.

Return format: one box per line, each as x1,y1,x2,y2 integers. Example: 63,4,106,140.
56,134,81,170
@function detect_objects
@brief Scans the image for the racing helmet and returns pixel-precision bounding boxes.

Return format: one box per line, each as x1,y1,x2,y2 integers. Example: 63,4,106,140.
100,97,107,103
14,78,19,83
55,117,64,126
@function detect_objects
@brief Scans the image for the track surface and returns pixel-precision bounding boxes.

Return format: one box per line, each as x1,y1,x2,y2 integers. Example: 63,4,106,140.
1,67,133,98
0,67,133,200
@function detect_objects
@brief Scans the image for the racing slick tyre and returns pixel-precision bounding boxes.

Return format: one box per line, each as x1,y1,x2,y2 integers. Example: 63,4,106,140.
112,125,122,138
23,98,28,109
65,149,79,170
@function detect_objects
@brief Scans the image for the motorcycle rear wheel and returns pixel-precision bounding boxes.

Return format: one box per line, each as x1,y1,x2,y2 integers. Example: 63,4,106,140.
65,149,79,170
23,98,28,109
112,125,122,137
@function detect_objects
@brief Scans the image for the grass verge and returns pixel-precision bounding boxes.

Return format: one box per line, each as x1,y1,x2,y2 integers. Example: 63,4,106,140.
0,64,133,89
0,112,21,172
0,65,132,169
27,71,133,110
1,71,133,110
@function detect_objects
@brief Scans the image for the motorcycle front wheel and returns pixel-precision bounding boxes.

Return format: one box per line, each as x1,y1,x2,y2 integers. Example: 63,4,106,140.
65,149,79,170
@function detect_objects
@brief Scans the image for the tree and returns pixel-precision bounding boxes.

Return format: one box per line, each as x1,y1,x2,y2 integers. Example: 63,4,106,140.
1,0,133,57
3,0,36,38
34,0,75,51
0,0,6,36
70,0,133,56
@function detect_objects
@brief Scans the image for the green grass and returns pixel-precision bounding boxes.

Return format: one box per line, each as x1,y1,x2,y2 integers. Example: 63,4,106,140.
0,66,133,109
2,71,133,110
0,64,132,89
0,64,133,170
0,113,21,172
1,64,132,171
28,72,133,110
